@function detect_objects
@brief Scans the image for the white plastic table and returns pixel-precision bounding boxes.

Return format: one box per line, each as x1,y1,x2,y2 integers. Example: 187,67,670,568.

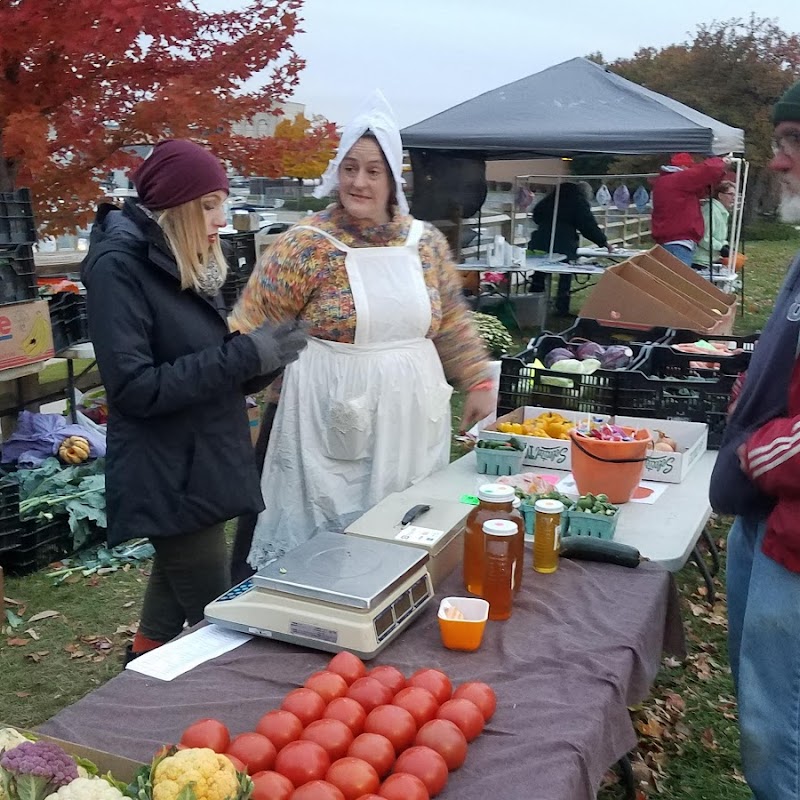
405,449,717,574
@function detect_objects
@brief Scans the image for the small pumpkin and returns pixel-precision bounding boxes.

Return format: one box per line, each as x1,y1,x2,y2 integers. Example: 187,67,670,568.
59,435,91,464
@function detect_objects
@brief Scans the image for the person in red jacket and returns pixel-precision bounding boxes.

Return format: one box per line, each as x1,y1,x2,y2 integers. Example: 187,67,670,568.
709,78,800,798
650,152,728,266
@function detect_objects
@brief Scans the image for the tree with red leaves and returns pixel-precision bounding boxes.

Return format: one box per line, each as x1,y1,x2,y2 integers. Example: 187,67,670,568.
0,0,308,233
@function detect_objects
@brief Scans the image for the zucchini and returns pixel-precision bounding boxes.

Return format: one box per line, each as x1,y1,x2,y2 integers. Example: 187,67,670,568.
559,536,642,568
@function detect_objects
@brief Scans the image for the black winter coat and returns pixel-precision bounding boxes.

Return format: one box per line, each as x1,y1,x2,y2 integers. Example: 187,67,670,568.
527,183,608,262
81,201,266,546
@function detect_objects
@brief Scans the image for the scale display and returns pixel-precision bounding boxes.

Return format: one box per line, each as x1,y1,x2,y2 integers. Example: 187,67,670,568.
205,532,433,658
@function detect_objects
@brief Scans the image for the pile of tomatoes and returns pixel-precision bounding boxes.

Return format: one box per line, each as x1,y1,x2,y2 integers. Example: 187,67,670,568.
175,650,496,800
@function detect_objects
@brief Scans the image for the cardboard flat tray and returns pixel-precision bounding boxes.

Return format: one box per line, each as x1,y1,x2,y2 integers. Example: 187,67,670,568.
2,725,143,784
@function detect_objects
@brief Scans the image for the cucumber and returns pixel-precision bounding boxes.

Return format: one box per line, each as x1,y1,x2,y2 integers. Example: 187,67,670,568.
559,537,642,568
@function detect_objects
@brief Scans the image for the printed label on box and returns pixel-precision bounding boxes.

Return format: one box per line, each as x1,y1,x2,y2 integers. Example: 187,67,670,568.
396,526,446,546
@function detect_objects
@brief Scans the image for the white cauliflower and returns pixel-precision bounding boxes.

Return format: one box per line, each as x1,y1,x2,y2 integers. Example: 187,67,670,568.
0,729,31,755
43,777,125,800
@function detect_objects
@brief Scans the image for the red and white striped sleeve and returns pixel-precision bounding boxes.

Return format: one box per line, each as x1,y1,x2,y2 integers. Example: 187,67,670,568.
741,417,800,496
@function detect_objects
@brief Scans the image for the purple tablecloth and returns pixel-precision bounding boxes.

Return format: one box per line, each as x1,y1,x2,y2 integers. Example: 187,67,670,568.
40,559,684,800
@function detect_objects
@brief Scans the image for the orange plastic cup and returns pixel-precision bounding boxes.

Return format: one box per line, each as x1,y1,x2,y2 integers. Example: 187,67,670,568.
438,597,489,651
569,427,652,504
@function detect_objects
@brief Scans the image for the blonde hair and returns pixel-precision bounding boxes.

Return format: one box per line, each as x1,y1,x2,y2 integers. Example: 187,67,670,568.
156,198,227,292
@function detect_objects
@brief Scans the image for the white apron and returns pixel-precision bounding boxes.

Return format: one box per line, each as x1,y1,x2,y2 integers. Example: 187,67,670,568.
247,220,452,568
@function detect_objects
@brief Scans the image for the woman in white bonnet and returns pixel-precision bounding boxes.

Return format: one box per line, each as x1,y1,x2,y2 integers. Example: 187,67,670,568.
229,90,493,577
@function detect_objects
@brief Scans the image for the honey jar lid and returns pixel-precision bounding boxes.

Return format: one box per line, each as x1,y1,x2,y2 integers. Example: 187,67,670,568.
534,498,565,514
477,484,516,503
482,519,518,535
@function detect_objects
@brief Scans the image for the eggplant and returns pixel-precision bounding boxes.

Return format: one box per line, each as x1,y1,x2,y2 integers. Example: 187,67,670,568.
559,537,642,568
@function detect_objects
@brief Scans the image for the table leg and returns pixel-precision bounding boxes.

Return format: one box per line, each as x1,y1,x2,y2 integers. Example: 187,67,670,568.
691,544,716,605
700,526,720,577
67,359,77,424
614,754,637,800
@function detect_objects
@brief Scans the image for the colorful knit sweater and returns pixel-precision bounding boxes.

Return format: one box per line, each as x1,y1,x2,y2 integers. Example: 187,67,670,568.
229,205,490,402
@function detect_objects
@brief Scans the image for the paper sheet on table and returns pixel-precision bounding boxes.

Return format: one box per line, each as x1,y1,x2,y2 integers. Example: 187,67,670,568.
125,625,252,681
554,474,669,505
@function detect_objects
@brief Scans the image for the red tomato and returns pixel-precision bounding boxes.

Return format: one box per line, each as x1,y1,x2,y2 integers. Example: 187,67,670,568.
408,669,452,705
378,772,430,800
224,754,247,773
328,651,367,685
324,697,368,736
414,719,467,771
347,733,395,778
281,688,327,727
326,757,380,800
301,719,354,762
452,682,497,722
256,710,304,752
306,670,350,704
227,732,277,775
368,666,406,696
179,718,230,753
393,746,448,797
289,780,345,800
435,698,484,742
392,686,439,728
353,796,383,800
251,770,294,800
275,740,331,787
364,705,417,753
347,677,393,714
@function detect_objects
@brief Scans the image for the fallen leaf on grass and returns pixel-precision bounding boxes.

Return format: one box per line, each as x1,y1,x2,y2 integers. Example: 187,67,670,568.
24,628,40,640
14,691,31,698
635,716,665,739
5,609,24,628
732,767,747,784
64,643,86,658
663,656,683,669
701,727,718,750
122,601,134,608
664,692,686,714
27,610,61,623
6,637,29,646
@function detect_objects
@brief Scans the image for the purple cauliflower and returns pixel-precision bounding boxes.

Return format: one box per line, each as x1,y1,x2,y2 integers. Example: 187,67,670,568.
0,741,78,800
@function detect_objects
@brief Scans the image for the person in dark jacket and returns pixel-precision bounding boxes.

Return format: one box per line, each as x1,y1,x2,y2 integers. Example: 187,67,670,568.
527,182,612,316
81,139,307,660
708,79,800,797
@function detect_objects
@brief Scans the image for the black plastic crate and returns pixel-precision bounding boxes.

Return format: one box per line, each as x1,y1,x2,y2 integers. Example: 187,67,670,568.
497,336,650,417
0,188,36,245
221,269,253,314
614,348,740,449
221,231,257,271
555,317,674,346
0,243,37,306
0,475,21,555
48,292,89,353
3,519,71,575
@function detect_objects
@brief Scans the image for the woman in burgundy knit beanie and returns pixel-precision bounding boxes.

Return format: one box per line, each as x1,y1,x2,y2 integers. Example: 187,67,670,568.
80,138,308,664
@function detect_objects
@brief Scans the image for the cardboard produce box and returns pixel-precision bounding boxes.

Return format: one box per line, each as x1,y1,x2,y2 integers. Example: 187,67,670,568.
2,726,143,784
579,246,736,335
0,300,55,371
479,406,708,483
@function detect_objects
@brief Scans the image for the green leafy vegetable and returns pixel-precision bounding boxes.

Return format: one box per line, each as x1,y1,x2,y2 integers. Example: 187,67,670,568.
13,458,106,551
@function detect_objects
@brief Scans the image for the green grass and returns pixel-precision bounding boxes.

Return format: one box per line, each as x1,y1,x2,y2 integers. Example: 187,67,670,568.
2,231,799,797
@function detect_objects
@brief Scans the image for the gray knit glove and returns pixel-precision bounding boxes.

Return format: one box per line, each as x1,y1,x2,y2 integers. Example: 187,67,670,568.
247,320,308,374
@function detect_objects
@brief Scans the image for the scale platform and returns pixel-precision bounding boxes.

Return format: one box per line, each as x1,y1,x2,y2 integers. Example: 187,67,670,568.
205,531,433,659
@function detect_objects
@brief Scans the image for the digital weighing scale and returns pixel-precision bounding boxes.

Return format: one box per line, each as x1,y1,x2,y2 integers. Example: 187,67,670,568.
205,531,433,659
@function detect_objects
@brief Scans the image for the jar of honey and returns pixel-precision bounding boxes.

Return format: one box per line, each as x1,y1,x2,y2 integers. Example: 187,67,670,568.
482,519,518,621
533,498,564,574
464,484,524,595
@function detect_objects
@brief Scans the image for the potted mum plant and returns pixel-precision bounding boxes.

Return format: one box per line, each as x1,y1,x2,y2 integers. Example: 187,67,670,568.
471,312,514,358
